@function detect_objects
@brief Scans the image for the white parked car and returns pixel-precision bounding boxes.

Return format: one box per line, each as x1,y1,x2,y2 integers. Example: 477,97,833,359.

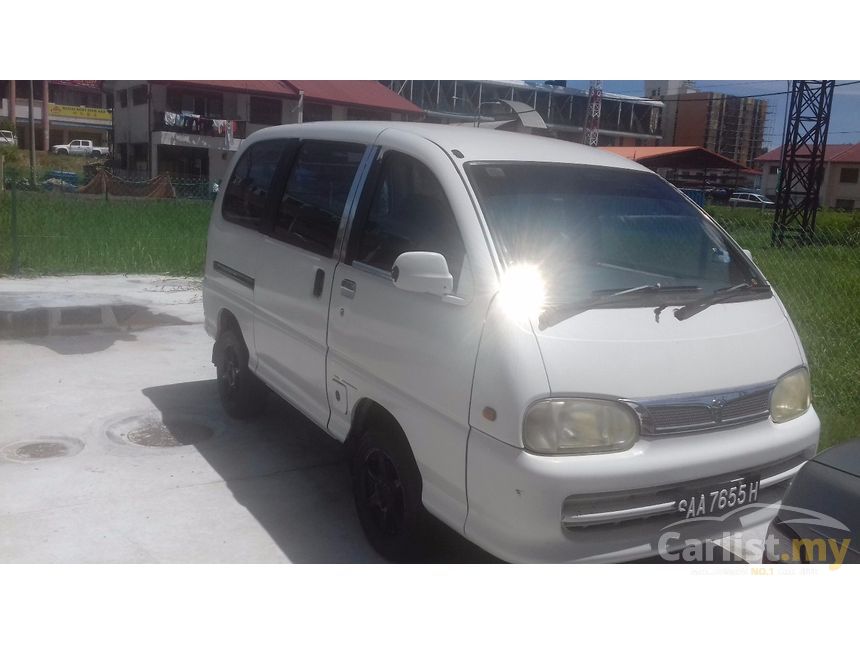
729,192,775,209
51,139,109,157
203,122,820,563
0,130,17,147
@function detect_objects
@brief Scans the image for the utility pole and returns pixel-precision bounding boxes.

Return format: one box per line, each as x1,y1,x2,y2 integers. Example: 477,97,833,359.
42,79,50,152
28,80,36,186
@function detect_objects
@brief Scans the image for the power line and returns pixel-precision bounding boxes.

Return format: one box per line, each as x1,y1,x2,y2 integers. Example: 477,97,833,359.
695,80,786,90
638,80,860,103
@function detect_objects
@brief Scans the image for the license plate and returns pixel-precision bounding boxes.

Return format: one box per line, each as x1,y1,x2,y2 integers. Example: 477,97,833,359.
676,477,760,519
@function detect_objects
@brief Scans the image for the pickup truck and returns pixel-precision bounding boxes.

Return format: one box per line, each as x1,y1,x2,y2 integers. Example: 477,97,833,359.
0,130,17,147
51,139,109,157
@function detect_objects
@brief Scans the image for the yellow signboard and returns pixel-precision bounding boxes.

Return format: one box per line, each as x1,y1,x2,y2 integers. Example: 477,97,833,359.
48,103,112,121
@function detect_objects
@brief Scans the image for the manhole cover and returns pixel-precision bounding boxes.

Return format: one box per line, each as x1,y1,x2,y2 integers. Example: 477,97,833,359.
104,413,215,448
125,418,213,447
17,441,69,458
2,437,84,462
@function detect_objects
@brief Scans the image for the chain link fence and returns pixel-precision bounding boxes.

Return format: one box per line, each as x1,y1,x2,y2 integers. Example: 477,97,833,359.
709,205,860,449
0,166,212,276
0,178,857,449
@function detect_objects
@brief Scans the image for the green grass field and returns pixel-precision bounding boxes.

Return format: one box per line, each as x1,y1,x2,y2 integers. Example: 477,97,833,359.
0,192,211,276
710,206,860,449
0,195,858,449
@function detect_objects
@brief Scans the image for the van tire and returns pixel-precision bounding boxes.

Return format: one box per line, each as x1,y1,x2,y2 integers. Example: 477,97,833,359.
350,422,426,562
215,328,268,419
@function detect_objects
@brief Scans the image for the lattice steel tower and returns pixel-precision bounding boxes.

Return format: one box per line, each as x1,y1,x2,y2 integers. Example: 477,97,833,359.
772,80,836,245
583,80,603,146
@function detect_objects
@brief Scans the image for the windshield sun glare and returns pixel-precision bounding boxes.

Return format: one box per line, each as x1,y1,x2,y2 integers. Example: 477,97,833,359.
498,263,547,323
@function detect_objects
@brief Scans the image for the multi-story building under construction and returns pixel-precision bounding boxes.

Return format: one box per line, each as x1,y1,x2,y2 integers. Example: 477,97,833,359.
656,86,770,167
381,80,664,145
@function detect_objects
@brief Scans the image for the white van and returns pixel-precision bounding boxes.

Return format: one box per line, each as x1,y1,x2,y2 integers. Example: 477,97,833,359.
202,122,820,563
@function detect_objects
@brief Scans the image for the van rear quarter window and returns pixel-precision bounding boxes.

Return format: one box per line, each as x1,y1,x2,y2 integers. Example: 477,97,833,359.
222,140,289,230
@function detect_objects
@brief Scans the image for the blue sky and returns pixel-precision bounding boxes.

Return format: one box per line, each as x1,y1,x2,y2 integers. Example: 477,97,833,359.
561,80,860,150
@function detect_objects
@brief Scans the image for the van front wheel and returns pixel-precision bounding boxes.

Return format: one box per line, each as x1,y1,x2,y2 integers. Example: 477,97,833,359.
215,329,267,419
351,425,425,562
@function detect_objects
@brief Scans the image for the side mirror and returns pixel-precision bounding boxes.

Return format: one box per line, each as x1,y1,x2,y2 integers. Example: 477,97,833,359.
743,249,753,261
391,252,453,297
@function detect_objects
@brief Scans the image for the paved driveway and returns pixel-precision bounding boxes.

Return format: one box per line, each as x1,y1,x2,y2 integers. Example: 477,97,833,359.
0,275,492,563
1,275,765,564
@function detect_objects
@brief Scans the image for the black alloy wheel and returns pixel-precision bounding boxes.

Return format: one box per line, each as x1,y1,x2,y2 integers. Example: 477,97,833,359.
215,328,267,419
351,425,425,562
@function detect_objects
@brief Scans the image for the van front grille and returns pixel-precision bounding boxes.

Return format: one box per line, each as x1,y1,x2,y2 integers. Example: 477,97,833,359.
637,385,773,435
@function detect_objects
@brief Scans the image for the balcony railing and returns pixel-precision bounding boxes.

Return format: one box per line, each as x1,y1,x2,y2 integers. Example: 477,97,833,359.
154,111,246,139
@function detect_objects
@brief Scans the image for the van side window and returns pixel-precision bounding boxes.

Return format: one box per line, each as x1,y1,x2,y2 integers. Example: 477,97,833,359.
352,151,465,284
273,140,366,256
222,140,287,229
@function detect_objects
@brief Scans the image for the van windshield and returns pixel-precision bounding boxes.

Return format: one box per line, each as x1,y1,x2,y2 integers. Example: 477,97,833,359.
465,162,767,307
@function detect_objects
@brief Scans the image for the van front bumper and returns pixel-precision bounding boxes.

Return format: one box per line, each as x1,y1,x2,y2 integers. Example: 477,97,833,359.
463,408,820,563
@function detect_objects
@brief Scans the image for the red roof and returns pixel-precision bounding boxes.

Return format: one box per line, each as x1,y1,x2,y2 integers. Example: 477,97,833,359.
152,80,299,98
283,80,422,114
755,143,860,164
152,80,421,114
602,146,703,161
51,80,101,90
600,146,750,171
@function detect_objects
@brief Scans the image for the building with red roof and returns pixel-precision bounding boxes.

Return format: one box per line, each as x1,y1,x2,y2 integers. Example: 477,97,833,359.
104,80,421,182
755,143,860,210
601,145,761,191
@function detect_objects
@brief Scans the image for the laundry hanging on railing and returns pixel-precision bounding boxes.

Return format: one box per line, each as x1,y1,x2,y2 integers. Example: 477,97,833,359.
163,111,237,144
211,119,237,148
163,111,204,132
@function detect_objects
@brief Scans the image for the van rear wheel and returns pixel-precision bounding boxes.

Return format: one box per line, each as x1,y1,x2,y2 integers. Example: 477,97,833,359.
216,328,267,419
351,424,425,562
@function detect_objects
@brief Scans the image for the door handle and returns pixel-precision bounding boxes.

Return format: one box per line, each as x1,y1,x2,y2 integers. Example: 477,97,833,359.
312,268,325,297
340,279,356,298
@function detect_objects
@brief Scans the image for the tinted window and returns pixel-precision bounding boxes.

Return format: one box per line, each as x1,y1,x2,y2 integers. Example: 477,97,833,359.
222,140,287,229
302,103,333,123
352,151,465,284
273,140,365,255
840,167,859,183
132,85,147,106
249,96,282,125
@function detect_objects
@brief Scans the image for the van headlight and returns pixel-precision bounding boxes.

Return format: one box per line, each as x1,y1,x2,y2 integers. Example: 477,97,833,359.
771,367,811,423
523,398,640,455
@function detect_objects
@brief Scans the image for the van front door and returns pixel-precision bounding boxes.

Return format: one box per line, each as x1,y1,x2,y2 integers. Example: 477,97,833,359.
253,139,368,427
326,132,492,530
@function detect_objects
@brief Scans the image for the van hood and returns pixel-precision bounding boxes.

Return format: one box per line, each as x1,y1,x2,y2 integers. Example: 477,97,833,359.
533,297,803,399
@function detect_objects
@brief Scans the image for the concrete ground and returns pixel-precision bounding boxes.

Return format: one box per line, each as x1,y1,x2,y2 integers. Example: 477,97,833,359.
0,275,492,563
0,275,765,564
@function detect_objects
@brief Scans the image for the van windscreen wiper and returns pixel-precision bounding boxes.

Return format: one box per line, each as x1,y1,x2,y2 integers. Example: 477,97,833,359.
538,283,701,330
673,281,771,321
